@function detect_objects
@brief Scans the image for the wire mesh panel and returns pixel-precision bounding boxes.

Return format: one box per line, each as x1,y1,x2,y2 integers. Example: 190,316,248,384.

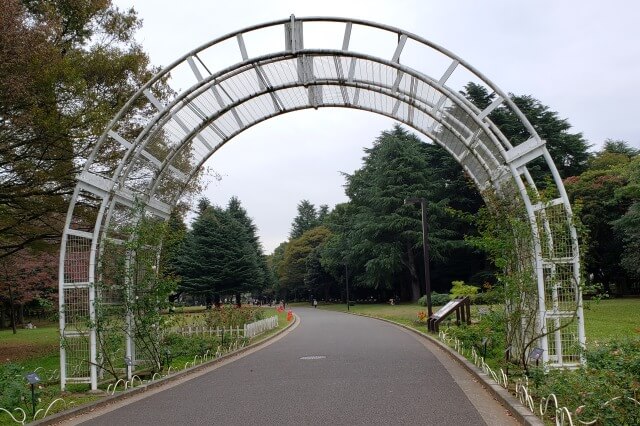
62,287,90,331
546,316,581,365
64,336,91,382
63,235,91,284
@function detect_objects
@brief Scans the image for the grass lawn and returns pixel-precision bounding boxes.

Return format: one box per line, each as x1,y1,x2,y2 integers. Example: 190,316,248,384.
0,326,59,366
583,298,640,342
318,298,640,346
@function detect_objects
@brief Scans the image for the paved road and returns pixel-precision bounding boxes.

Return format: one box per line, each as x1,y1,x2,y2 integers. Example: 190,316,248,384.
73,308,518,425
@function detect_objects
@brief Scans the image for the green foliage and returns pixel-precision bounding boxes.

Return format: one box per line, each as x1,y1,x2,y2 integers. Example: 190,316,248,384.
173,200,262,302
462,82,591,182
468,191,549,370
611,157,640,281
449,281,479,299
536,339,640,425
289,200,320,239
419,292,449,307
473,286,505,305
279,226,332,297
0,364,29,411
565,144,640,294
335,125,473,300
443,308,507,366
93,208,178,378
203,307,265,328
0,0,166,259
227,197,270,292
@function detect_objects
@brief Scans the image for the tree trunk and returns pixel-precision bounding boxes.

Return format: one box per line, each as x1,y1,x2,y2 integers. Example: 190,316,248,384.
8,283,17,334
406,243,421,301
213,294,221,309
235,292,241,308
0,304,6,328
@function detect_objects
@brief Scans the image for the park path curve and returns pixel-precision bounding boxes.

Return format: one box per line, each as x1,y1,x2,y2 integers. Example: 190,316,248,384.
70,307,518,425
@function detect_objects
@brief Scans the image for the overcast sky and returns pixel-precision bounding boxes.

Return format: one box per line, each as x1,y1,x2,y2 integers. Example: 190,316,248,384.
113,0,640,253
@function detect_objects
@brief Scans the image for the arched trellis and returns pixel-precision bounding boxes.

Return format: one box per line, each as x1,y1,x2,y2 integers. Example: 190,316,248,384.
58,16,585,390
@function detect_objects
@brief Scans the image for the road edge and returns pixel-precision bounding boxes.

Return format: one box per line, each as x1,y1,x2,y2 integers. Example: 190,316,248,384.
347,313,543,426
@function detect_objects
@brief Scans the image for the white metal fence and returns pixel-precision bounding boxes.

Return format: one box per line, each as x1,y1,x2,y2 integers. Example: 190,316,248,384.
244,316,279,338
171,315,278,339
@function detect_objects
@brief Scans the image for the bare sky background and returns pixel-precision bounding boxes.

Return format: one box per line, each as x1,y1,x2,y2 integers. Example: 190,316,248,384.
113,0,640,252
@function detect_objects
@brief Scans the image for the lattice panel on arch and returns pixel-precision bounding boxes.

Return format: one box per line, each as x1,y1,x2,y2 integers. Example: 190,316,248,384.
98,240,126,307
63,235,91,284
62,287,90,330
545,316,581,365
543,263,579,313
537,202,576,260
64,336,91,380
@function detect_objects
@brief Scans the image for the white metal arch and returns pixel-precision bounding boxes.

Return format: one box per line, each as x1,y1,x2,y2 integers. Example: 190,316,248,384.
59,16,584,390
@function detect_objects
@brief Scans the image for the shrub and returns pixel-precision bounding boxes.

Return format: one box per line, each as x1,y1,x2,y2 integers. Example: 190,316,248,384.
203,307,265,328
0,364,29,411
443,308,506,364
536,339,640,425
419,292,449,307
449,280,479,299
474,286,504,305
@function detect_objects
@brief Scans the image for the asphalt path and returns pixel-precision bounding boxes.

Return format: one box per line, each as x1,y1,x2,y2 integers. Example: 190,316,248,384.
72,307,519,425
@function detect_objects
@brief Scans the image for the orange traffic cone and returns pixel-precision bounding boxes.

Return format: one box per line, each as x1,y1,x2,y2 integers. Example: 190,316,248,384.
287,310,293,322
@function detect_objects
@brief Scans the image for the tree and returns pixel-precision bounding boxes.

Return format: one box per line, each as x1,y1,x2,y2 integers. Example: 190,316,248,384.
304,245,337,301
419,143,489,288
317,204,330,223
0,250,57,333
289,200,319,239
0,0,166,259
174,203,260,305
267,241,288,300
279,227,332,300
461,83,591,182
611,155,640,285
227,196,270,300
160,211,187,302
342,125,460,301
565,142,639,294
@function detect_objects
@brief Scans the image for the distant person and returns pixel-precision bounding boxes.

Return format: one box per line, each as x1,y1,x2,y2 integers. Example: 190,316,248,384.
313,299,318,308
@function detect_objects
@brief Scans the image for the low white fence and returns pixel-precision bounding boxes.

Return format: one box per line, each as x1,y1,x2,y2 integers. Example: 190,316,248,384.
244,315,278,338
171,316,278,339
173,325,244,338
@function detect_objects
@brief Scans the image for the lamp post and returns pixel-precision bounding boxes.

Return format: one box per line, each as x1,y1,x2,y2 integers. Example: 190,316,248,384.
404,197,433,318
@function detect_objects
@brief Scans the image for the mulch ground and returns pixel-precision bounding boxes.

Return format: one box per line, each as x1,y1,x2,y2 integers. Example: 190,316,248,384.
0,342,57,364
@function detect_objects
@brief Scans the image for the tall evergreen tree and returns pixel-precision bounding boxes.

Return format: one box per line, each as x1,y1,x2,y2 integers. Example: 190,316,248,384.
461,83,591,181
343,125,458,301
227,196,269,294
289,200,319,239
317,204,330,223
174,203,260,305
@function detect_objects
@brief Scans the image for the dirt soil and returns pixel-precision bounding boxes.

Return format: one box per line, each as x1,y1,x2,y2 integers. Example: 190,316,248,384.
0,342,57,363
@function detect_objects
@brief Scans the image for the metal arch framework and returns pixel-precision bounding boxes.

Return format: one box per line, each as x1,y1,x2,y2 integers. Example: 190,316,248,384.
58,16,585,389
